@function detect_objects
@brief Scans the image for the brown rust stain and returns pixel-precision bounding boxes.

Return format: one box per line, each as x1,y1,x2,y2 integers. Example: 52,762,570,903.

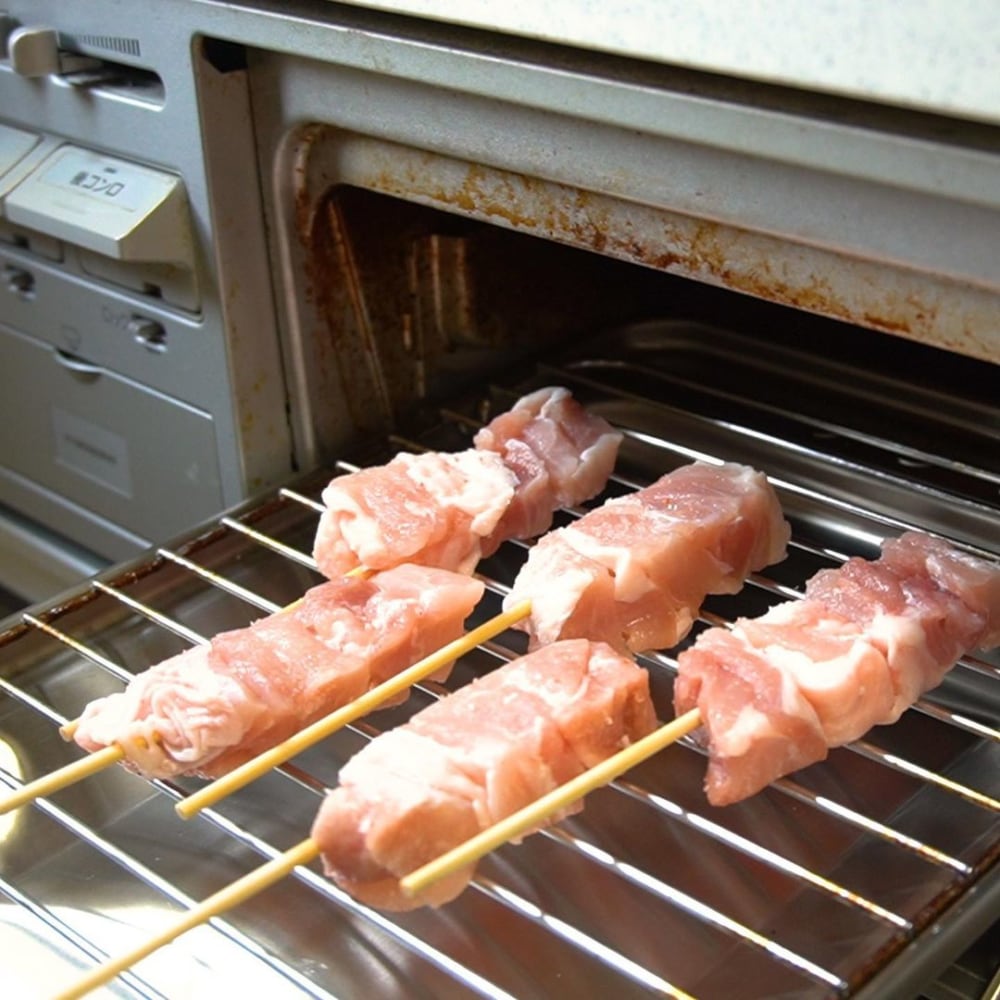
299,133,995,362
292,144,337,284
650,216,967,355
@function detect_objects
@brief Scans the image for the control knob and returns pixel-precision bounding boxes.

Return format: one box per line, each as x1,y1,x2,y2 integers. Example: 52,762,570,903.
8,26,100,77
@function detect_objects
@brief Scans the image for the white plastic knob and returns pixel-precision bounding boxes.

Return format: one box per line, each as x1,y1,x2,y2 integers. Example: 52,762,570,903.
8,26,60,77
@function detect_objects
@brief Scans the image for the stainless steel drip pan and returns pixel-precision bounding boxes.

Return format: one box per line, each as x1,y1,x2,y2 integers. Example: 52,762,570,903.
0,321,997,1000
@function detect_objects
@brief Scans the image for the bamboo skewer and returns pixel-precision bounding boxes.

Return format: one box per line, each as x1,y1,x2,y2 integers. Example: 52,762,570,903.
0,596,531,818
55,707,704,1000
399,707,704,899
0,745,125,815
52,837,322,1000
175,599,533,818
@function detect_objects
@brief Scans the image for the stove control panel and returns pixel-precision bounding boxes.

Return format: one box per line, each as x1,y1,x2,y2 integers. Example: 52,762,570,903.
5,144,194,268
0,136,199,311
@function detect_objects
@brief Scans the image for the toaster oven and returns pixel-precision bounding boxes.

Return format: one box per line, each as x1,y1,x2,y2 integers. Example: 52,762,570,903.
0,2,997,997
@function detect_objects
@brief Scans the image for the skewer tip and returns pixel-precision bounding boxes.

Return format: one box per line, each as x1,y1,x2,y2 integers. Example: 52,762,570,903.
0,744,125,816
52,837,321,1000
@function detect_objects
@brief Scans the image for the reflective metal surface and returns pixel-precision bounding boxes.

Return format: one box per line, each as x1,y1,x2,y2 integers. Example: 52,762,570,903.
0,322,997,999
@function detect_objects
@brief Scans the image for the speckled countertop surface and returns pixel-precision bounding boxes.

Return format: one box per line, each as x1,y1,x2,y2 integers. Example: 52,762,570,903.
332,0,1000,124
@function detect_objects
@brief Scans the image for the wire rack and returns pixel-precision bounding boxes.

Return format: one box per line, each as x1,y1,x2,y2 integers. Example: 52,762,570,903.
0,323,998,1000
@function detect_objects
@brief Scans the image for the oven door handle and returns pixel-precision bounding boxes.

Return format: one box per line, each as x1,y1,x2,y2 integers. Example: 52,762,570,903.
51,347,104,382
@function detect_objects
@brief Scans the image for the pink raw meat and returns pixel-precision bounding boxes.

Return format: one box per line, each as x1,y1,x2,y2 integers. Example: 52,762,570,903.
311,639,657,910
805,550,986,709
675,532,999,806
474,386,622,549
504,462,790,653
73,565,484,779
312,386,622,580
312,449,516,578
673,626,828,807
881,531,1000,647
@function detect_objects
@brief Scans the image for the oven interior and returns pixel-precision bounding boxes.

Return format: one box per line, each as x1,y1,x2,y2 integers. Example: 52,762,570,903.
0,287,997,998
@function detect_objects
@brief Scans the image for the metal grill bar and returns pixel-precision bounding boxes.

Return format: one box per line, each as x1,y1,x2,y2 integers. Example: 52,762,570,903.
185,800,521,1000
278,488,326,513
90,580,210,647
1,353,997,999
0,672,75,730
0,767,334,999
539,826,848,993
652,743,976,876
0,874,167,1000
848,741,1000,811
772,780,975,875
0,745,515,1000
532,359,1000,519
911,700,1000,741
611,781,912,930
155,549,284,615
22,613,135,685
472,877,697,999
219,516,319,570
582,358,1000,492
5,547,986,995
331,685,854,993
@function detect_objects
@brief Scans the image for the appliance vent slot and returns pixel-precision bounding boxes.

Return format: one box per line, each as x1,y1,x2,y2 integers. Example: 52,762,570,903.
65,33,141,58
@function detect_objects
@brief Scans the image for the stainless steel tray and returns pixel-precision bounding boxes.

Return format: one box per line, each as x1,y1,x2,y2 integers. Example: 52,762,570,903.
1,321,997,999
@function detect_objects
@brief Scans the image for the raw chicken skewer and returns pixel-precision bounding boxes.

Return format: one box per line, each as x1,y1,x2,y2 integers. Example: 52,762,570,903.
2,386,620,817
504,460,790,653
675,531,1000,806
52,461,793,995
358,532,1000,906
175,458,790,817
0,565,487,815
72,565,487,779
398,708,704,900
312,385,622,577
51,716,708,1000
0,564,365,817
311,639,659,910
0,597,527,822
52,639,673,1000
174,598,531,817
